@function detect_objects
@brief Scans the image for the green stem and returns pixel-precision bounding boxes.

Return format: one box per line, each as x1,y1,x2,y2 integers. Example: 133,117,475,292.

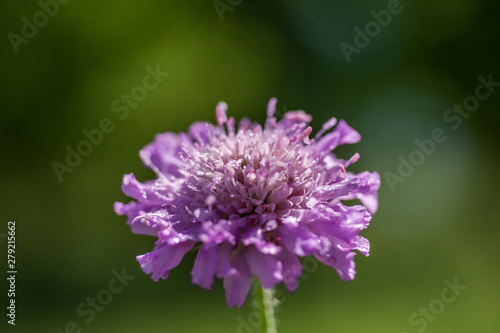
253,277,278,333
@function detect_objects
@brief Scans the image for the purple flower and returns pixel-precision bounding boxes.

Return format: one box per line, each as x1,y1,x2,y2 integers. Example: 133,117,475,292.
114,98,380,308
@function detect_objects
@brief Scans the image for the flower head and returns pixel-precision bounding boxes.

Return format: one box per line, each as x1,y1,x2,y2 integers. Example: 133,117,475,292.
114,98,380,307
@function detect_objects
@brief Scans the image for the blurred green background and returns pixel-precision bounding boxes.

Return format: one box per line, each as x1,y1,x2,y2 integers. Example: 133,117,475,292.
1,0,499,332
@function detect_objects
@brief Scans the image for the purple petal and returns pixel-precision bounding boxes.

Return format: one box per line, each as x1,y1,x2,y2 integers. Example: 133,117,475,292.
139,132,188,177
315,250,356,282
215,242,235,278
241,227,281,255
189,121,211,144
129,212,170,236
351,236,370,256
278,223,320,256
191,244,218,289
120,173,170,205
114,200,147,224
276,249,303,291
313,119,361,154
342,171,380,214
223,253,252,308
157,227,194,245
198,221,236,245
246,246,283,289
137,241,194,281
308,204,371,240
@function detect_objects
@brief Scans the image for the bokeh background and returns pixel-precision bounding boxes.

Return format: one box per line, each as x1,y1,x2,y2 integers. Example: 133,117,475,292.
1,0,500,332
